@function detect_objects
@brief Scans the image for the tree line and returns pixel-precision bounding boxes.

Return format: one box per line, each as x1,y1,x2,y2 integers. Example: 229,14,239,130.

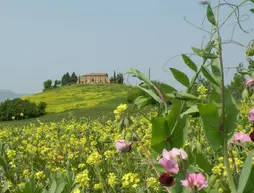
43,72,78,91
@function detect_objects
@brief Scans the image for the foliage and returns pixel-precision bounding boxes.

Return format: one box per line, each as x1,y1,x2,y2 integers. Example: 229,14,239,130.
53,80,62,88
126,1,254,192
70,72,78,84
61,73,71,86
43,80,53,91
226,63,246,101
110,71,124,84
0,98,46,121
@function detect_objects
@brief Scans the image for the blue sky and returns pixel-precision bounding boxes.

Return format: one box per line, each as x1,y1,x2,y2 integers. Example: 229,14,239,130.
0,0,253,94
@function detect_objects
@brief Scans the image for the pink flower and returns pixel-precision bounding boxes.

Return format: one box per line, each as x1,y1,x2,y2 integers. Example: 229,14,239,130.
162,148,188,160
249,108,254,123
233,132,251,143
115,140,131,152
158,157,179,174
158,148,187,174
181,173,208,191
246,79,254,88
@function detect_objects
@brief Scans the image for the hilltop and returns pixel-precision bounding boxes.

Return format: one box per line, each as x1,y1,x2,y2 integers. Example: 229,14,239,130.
1,84,138,125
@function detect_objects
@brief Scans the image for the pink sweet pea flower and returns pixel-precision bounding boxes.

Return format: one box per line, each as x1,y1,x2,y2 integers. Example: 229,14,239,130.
158,148,187,174
246,79,254,88
181,173,208,191
233,132,251,143
158,157,179,174
162,148,188,160
249,108,254,123
115,140,131,152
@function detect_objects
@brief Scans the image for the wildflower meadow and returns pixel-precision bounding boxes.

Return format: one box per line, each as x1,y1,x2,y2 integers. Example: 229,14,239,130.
1,1,254,193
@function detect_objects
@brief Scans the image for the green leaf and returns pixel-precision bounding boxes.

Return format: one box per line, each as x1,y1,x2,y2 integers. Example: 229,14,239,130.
138,86,163,104
250,9,254,13
198,104,222,152
192,47,218,59
211,59,221,77
238,151,253,193
201,66,220,86
239,71,252,76
134,96,149,109
195,151,212,174
167,110,188,149
204,40,215,52
127,68,155,87
55,182,66,193
180,105,199,118
172,92,200,101
151,116,168,153
251,0,254,3
151,105,188,152
187,165,204,173
182,54,198,72
207,4,216,25
48,180,57,193
169,68,190,87
210,86,239,140
244,165,254,193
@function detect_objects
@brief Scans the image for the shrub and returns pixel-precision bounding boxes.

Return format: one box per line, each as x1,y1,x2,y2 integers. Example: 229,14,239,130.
0,98,46,121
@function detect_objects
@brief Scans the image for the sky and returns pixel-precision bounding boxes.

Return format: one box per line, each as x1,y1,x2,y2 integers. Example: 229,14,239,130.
0,0,253,94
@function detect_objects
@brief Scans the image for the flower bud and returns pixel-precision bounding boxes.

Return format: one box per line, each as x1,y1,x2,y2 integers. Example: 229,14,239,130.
250,131,254,142
159,173,175,187
115,140,131,152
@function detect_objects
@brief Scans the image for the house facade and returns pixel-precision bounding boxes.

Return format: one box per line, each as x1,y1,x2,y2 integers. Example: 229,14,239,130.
78,73,110,84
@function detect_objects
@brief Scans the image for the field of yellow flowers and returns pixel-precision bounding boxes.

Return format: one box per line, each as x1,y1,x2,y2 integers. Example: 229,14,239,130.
22,84,129,114
0,104,162,193
0,101,253,193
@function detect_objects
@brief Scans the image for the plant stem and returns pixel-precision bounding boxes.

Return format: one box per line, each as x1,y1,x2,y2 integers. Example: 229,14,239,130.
132,130,172,193
215,2,237,192
229,147,239,186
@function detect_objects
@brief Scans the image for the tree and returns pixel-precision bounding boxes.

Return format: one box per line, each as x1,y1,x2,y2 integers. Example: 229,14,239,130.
66,73,71,85
0,98,46,121
226,63,245,101
53,80,61,88
113,70,116,82
43,79,52,91
61,73,71,86
116,73,124,84
61,74,67,86
71,72,78,84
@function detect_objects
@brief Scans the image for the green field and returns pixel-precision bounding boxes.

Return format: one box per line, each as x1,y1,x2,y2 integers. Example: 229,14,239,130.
0,84,144,126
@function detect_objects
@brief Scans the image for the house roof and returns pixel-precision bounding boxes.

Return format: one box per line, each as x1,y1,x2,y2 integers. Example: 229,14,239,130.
83,73,108,76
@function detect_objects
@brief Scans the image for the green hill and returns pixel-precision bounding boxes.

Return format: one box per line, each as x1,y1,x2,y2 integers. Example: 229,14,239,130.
0,84,138,125
22,84,129,113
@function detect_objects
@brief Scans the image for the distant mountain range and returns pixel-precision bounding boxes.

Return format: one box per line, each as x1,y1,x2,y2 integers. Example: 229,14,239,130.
0,89,30,102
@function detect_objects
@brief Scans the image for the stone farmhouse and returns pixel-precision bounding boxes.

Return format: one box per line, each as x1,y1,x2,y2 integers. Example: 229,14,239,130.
77,73,110,84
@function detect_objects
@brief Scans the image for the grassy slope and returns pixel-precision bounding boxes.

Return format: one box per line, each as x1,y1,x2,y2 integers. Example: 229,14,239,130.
0,84,139,126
